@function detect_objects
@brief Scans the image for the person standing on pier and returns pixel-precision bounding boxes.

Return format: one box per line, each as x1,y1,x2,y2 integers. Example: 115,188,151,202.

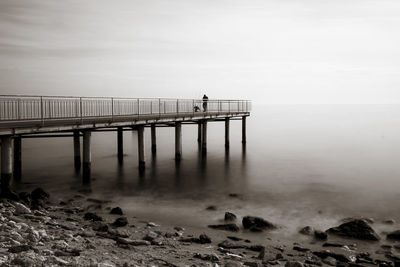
202,94,209,112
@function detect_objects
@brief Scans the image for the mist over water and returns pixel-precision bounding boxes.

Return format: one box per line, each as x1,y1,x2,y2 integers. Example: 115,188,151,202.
16,104,400,235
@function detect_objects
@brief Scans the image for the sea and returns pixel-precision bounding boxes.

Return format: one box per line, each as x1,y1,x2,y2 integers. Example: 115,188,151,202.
15,104,400,238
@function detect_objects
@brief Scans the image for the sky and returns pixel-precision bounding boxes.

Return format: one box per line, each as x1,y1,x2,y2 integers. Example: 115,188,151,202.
0,0,400,104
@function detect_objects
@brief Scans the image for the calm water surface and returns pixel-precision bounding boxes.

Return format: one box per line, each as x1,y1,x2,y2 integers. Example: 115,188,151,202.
16,104,400,236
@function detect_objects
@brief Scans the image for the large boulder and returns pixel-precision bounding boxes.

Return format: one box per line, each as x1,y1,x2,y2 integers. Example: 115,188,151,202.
31,188,49,201
242,216,276,231
110,207,123,215
326,219,379,241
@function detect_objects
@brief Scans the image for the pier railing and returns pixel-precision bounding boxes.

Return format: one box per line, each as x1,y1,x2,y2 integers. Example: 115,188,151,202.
0,95,251,122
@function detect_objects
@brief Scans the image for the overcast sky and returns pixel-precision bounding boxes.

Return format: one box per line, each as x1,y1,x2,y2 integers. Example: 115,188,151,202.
0,0,399,103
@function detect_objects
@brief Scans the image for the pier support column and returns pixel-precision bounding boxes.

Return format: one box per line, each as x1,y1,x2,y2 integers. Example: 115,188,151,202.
137,126,145,170
175,122,182,160
13,136,21,180
117,127,123,163
197,121,202,143
202,120,207,153
225,117,230,148
82,131,91,183
151,124,157,154
242,116,247,144
73,131,81,171
1,136,13,195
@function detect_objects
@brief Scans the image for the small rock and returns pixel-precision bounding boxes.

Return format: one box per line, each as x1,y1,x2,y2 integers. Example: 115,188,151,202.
208,223,240,232
54,250,80,257
13,202,31,215
147,222,159,227
244,262,262,267
8,245,32,253
112,217,128,227
242,216,276,231
143,231,158,241
218,240,247,249
108,228,130,238
323,242,344,247
110,207,123,215
92,222,109,232
383,219,395,225
31,187,49,200
285,261,304,267
84,212,102,221
206,205,217,211
227,236,242,241
174,226,185,231
299,226,314,235
52,256,70,265
313,250,351,263
314,230,328,240
199,234,212,244
293,246,310,252
228,193,241,198
116,237,150,246
225,212,237,222
194,253,219,262
180,234,211,244
322,256,336,266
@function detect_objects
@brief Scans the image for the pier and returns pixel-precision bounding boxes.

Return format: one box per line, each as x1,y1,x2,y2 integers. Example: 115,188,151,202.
0,95,251,194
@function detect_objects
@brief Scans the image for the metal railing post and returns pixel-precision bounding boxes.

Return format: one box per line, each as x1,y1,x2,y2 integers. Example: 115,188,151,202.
40,96,44,124
177,99,179,114
80,97,83,124
159,98,161,118
17,98,20,120
111,97,114,122
137,98,140,120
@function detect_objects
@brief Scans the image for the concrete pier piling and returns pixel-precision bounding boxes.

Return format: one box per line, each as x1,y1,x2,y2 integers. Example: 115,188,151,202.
151,124,157,154
82,131,91,182
201,120,207,153
117,127,123,163
13,136,21,180
138,126,145,170
197,121,202,143
242,116,247,144
175,122,182,160
73,131,81,171
0,136,13,195
225,117,230,148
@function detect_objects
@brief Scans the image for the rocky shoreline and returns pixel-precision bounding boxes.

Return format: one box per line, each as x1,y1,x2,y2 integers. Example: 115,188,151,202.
1,188,400,266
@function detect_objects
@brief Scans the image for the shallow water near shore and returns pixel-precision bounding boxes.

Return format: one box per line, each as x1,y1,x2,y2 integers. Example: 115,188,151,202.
15,104,400,239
